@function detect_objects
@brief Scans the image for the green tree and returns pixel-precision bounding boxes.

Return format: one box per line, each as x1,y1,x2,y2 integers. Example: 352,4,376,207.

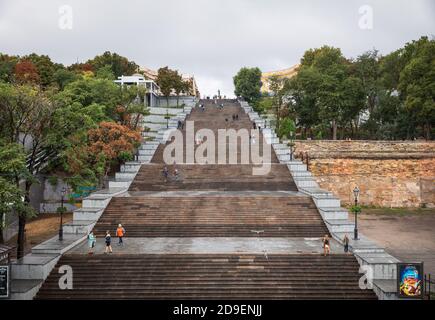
57,76,121,119
285,67,322,138
0,53,18,83
156,66,179,109
88,51,138,78
290,46,359,140
398,37,435,139
52,68,79,90
277,117,296,139
173,73,186,107
0,142,33,244
233,67,262,104
353,50,381,115
0,83,55,257
96,65,116,80
25,53,63,87
268,75,285,132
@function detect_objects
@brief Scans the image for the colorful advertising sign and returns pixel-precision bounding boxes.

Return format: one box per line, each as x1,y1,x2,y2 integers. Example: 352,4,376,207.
397,262,424,299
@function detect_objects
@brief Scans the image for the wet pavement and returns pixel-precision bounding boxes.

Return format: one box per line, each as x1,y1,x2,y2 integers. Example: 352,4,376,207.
70,236,343,256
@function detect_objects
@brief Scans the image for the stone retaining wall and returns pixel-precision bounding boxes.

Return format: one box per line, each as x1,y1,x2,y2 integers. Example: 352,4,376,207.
293,140,435,207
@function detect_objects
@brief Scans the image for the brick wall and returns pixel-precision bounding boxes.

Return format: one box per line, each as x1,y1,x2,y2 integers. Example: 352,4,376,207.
293,140,435,208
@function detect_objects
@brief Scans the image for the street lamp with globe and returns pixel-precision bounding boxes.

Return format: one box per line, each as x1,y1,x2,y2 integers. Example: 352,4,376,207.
353,186,360,240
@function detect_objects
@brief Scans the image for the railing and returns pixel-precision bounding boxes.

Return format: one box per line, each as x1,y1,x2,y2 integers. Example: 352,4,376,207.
424,274,434,300
0,245,14,264
298,151,310,171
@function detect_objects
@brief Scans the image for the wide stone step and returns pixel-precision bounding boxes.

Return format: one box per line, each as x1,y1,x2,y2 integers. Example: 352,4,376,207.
35,254,377,300
92,194,329,238
129,164,297,192
74,207,102,221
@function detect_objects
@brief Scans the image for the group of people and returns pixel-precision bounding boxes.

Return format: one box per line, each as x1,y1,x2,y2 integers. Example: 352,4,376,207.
162,165,180,182
87,224,126,254
322,234,350,256
212,100,224,109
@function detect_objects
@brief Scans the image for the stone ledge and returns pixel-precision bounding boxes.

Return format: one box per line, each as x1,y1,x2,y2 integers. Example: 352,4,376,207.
10,279,43,300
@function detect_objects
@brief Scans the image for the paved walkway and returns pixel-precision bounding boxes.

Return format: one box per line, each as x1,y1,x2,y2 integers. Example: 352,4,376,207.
70,237,343,255
353,212,435,276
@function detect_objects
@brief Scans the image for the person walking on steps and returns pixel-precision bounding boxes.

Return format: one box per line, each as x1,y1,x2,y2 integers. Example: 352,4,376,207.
162,166,169,182
116,224,126,246
105,231,113,254
322,234,331,256
343,234,350,254
174,166,180,181
87,231,96,254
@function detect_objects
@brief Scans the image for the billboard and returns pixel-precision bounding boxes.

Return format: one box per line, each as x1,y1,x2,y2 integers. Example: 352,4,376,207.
0,265,9,299
397,262,424,299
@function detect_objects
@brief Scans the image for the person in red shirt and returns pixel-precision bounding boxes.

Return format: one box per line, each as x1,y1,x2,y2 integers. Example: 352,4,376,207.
116,224,126,246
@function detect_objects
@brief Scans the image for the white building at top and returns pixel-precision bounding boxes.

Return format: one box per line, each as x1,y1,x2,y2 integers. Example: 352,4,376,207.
114,69,199,107
114,74,161,107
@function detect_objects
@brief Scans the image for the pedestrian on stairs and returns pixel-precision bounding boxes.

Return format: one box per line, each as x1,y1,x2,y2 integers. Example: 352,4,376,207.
162,166,169,182
105,231,113,254
87,231,96,254
343,234,350,254
116,224,126,246
322,234,330,256
174,166,180,181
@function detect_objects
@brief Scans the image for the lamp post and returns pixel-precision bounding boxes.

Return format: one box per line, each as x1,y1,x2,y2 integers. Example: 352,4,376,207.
59,187,66,241
288,131,295,161
353,186,360,240
165,110,170,129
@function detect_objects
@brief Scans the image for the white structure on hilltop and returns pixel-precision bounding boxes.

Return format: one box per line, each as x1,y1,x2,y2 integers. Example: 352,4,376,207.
114,74,161,107
141,66,200,97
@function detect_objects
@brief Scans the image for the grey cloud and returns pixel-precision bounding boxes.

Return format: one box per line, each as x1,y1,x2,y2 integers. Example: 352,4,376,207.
0,0,434,96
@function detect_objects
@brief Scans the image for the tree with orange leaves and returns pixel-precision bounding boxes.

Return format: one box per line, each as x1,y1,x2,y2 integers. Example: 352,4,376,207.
14,60,40,84
87,121,141,184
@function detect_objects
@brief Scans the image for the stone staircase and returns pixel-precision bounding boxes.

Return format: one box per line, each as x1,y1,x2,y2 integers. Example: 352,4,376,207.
35,254,377,300
92,195,329,237
29,99,379,300
128,164,297,191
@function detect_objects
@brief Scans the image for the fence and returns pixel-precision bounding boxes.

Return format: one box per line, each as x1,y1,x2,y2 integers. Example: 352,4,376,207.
424,274,434,300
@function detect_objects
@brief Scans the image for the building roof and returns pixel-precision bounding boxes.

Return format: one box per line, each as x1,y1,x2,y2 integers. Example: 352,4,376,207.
261,63,300,92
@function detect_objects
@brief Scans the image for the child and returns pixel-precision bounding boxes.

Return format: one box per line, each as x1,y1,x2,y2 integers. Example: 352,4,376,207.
105,231,113,254
87,231,96,254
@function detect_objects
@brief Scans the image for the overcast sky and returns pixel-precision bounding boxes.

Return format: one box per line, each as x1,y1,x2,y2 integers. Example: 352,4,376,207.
0,0,434,97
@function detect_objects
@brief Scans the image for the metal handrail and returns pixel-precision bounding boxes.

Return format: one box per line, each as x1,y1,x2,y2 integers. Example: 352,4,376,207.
0,245,14,264
424,274,434,300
